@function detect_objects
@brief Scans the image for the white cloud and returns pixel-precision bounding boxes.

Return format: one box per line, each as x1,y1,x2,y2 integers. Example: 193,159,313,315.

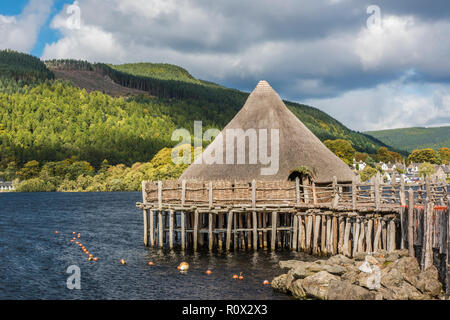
40,0,450,130
0,0,52,52
305,79,450,131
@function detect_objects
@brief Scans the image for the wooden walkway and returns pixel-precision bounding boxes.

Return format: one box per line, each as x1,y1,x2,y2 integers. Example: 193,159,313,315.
136,174,449,293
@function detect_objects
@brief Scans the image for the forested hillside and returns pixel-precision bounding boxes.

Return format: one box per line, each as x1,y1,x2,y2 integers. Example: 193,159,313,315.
0,50,390,172
366,126,450,153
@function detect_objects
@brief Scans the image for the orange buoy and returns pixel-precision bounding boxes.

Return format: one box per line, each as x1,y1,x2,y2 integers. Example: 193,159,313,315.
70,239,74,242
239,275,244,280
232,274,239,280
93,257,98,262
75,241,79,244
73,232,76,235
179,262,189,272
148,261,154,266
120,259,126,265
263,280,270,285
89,254,93,258
88,257,93,261
77,233,81,238
55,231,59,234
206,270,212,275
177,265,181,270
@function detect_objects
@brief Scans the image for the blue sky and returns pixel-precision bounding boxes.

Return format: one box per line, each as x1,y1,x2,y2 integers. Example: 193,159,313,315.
1,0,450,131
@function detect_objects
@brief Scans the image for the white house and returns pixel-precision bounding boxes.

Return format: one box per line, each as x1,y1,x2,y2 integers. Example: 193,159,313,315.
0,181,15,191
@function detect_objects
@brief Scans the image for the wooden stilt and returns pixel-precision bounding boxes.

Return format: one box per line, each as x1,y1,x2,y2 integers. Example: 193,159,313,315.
143,209,149,247
169,210,174,250
357,219,365,253
271,211,277,251
381,219,387,250
353,218,360,256
343,218,351,256
263,211,268,249
253,211,258,251
149,210,154,247
422,199,434,270
193,209,199,252
313,215,321,255
408,190,415,257
299,215,305,251
234,212,238,251
181,211,185,250
158,211,163,249
320,214,326,255
374,218,382,252
332,216,338,255
226,211,233,251
306,215,313,253
326,216,331,254
366,219,373,253
292,214,298,251
338,217,345,254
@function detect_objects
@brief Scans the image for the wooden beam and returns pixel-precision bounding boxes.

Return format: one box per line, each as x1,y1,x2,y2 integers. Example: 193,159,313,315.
193,209,199,252
253,211,258,251
271,211,277,251
408,189,415,257
226,211,233,251
292,214,298,251
181,211,185,250
169,210,174,250
149,210,154,247
208,212,213,252
158,210,163,249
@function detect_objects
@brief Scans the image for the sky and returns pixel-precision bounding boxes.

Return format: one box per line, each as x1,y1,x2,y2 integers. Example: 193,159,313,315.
1,0,450,132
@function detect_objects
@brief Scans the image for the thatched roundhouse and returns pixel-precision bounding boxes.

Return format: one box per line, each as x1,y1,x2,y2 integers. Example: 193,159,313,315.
180,80,355,184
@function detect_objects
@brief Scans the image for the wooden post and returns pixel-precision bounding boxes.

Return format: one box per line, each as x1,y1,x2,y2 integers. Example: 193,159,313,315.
374,218,382,252
352,176,357,211
408,190,415,257
422,199,434,270
381,219,387,250
312,182,318,205
158,210,163,249
271,211,277,251
157,181,162,209
292,214,298,251
353,218,360,256
181,211,185,250
233,212,238,251
253,211,258,251
305,215,312,252
332,216,338,255
263,210,268,249
303,177,310,204
193,209,199,252
343,218,351,256
226,211,233,251
208,212,213,252
331,176,339,208
295,177,300,204
399,177,406,249
338,217,345,254
374,175,380,210
326,216,332,254
142,181,149,247
169,210,174,250
366,218,373,253
446,196,450,295
357,219,365,253
389,219,396,252
313,214,321,255
149,210,154,247
181,180,186,206
320,214,326,254
218,213,223,251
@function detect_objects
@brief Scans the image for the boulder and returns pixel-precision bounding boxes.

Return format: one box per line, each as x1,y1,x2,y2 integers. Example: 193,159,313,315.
394,257,421,286
290,279,307,299
381,268,404,288
415,266,442,297
328,280,375,300
279,260,304,270
290,262,324,279
326,254,353,266
301,271,340,300
271,274,288,293
341,270,360,285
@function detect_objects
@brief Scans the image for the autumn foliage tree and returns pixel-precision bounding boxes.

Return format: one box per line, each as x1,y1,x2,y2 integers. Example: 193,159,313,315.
324,139,356,165
408,148,441,164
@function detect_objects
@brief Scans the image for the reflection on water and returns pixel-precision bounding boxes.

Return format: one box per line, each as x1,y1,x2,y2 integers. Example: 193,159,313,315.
0,192,317,300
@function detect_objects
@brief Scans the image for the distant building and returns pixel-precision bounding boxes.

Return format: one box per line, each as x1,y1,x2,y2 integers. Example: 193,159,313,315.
352,160,367,171
0,181,15,191
433,165,447,183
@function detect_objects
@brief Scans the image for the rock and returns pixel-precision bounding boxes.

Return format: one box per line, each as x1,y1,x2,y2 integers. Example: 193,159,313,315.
326,254,353,266
381,281,424,300
385,252,399,262
381,268,404,288
365,255,380,266
290,279,307,299
353,252,367,261
285,269,295,290
271,274,288,293
291,262,324,279
279,260,304,270
395,257,421,286
415,266,442,297
397,249,409,257
341,270,360,285
301,271,339,300
322,264,347,276
327,280,375,300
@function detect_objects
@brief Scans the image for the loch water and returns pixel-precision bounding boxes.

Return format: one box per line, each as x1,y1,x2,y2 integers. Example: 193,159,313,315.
0,192,318,300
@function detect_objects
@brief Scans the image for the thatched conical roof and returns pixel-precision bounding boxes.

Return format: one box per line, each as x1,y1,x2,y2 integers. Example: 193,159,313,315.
180,80,355,183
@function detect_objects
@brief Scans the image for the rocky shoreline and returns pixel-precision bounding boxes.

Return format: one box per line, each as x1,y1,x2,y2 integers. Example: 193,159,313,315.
272,249,447,300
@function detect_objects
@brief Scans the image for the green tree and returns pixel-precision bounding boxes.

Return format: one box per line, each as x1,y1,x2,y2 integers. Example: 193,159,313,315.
418,162,435,178
439,147,450,164
408,148,441,164
324,139,356,165
16,160,40,180
360,166,378,182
